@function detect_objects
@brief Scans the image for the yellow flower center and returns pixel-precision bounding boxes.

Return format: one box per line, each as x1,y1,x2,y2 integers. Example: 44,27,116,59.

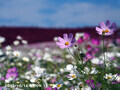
35,80,38,82
16,82,19,84
102,29,109,33
72,75,76,78
79,84,83,87
108,76,111,79
57,84,61,87
11,75,13,77
65,42,69,45
16,53,19,57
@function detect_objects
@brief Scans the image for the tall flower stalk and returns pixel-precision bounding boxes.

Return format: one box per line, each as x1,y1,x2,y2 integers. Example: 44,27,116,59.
96,20,117,74
102,34,106,74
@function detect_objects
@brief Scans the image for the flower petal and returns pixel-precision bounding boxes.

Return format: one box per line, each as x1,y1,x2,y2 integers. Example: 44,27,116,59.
56,42,65,49
106,20,111,27
63,33,68,40
71,38,76,43
68,33,73,39
59,46,66,49
96,27,103,33
56,42,63,46
110,22,117,31
99,22,107,30
58,37,65,43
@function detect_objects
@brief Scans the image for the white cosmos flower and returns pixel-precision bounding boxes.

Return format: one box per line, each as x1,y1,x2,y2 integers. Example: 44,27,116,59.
65,64,77,72
43,53,51,60
68,73,76,80
116,53,120,57
5,45,12,51
73,82,91,90
13,51,21,57
16,35,23,40
13,40,20,46
10,63,15,66
30,77,37,83
22,40,28,45
29,84,36,88
0,57,5,62
24,71,33,80
53,79,63,89
116,76,120,82
66,64,73,71
53,84,63,89
64,81,69,85
17,62,22,66
5,78,13,83
104,73,115,82
75,33,84,40
99,52,118,61
65,55,72,59
82,67,98,74
91,67,98,74
0,36,5,43
0,50,4,56
60,68,64,73
5,51,12,55
91,58,103,65
42,52,54,62
32,66,46,77
23,57,29,62
54,37,58,41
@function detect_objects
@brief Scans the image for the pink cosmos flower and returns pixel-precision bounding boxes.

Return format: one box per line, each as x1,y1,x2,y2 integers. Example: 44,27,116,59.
46,87,52,90
77,37,84,44
56,33,76,49
83,33,90,41
84,52,93,62
116,38,120,44
86,45,92,51
6,67,19,80
96,20,117,36
50,78,56,83
7,67,17,73
6,72,19,79
46,87,58,90
86,79,95,88
91,38,100,46
1,77,5,81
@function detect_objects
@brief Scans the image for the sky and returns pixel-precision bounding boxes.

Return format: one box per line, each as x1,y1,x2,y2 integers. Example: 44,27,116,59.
0,0,120,28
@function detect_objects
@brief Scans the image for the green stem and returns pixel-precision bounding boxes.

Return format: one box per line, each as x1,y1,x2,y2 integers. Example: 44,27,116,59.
68,48,75,59
103,36,106,74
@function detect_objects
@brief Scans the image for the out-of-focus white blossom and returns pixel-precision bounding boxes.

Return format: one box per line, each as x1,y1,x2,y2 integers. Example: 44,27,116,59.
13,51,21,57
75,33,84,40
82,67,98,74
16,36,23,40
5,45,12,51
23,57,29,62
22,40,28,45
0,36,5,43
104,73,116,82
13,40,20,46
54,37,58,41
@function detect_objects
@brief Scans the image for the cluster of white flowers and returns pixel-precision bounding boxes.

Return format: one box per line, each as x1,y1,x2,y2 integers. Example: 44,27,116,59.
13,35,28,46
104,73,118,82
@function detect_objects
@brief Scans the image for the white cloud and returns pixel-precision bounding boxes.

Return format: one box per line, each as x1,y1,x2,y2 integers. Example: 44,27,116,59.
0,0,51,26
51,3,120,27
0,0,120,27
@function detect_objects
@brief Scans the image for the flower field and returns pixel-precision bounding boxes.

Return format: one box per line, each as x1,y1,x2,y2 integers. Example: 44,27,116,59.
0,20,120,90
